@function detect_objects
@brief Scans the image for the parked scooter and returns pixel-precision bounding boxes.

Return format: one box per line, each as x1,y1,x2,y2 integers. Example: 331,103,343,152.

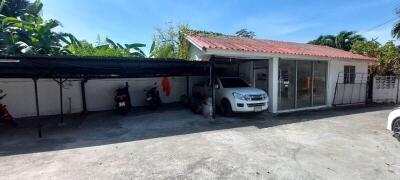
144,83,161,110
114,82,131,115
0,90,17,127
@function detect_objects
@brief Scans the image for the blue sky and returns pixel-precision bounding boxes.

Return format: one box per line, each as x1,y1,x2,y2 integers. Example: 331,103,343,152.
41,0,399,53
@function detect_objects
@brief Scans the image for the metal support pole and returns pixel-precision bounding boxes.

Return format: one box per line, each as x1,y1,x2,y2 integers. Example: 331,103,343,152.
211,60,216,119
349,74,356,104
186,75,190,97
396,77,400,104
332,73,340,106
59,78,64,125
342,73,346,104
311,62,314,107
81,79,88,113
33,78,41,138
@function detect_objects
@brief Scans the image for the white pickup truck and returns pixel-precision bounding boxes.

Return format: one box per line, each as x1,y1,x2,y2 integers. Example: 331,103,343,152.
192,77,269,116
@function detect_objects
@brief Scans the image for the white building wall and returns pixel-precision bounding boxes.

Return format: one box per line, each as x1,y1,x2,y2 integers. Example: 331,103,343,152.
189,45,206,61
327,59,369,106
0,79,36,118
0,76,207,118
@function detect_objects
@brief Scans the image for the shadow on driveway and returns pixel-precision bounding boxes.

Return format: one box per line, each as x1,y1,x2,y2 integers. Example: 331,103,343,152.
0,104,394,156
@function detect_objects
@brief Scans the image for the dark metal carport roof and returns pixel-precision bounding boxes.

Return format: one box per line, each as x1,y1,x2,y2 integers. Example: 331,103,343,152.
0,55,210,78
0,55,213,138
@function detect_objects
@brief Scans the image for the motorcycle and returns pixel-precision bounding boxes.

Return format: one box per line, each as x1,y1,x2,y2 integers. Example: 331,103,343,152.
114,82,131,115
0,90,17,128
144,83,161,110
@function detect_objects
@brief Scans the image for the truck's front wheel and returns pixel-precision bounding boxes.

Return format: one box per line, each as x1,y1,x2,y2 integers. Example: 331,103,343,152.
221,99,233,117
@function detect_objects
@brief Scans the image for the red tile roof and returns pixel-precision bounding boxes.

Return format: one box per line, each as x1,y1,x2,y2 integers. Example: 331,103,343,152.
186,35,375,61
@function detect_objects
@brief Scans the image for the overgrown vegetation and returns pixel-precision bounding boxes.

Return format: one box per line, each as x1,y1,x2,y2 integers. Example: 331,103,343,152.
0,0,79,55
351,40,400,75
0,0,146,58
68,36,146,58
150,22,227,60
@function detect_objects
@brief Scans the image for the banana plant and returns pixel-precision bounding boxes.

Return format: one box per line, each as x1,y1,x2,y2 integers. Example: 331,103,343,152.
0,13,80,55
103,38,146,57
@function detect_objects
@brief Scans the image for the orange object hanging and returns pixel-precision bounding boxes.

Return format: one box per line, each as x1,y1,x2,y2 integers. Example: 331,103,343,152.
162,77,171,96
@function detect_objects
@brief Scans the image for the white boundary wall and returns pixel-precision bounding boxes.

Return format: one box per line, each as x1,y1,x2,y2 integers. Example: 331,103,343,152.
372,76,399,103
0,76,207,118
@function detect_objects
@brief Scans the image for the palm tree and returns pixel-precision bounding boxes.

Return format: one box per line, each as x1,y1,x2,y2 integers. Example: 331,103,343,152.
308,31,365,51
335,31,366,51
392,9,400,39
308,35,336,48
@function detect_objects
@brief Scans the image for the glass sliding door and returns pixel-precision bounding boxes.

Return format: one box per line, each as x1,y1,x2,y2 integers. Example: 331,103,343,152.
313,61,327,106
278,60,296,110
278,60,327,111
297,61,313,108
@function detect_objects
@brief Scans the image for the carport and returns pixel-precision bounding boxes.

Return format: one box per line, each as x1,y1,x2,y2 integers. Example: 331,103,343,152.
0,55,212,138
208,56,270,110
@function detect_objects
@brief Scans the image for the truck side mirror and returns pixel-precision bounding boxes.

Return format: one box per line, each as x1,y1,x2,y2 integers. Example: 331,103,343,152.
215,84,220,89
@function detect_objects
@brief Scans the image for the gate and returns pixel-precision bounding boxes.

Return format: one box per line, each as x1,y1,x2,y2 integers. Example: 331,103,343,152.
333,72,369,106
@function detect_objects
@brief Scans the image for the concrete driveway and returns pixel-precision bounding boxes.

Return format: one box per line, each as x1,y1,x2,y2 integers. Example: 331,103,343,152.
0,105,399,180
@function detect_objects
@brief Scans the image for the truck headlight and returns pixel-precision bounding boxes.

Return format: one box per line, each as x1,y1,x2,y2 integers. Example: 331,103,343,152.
262,93,268,100
232,92,251,101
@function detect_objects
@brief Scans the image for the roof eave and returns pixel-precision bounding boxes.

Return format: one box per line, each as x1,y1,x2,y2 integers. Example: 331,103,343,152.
203,48,376,62
185,35,208,53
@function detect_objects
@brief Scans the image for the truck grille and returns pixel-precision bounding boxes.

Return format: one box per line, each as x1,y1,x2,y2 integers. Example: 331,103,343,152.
249,94,264,101
247,103,266,107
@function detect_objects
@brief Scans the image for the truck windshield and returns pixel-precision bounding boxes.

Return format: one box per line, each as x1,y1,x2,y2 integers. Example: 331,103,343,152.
219,78,250,88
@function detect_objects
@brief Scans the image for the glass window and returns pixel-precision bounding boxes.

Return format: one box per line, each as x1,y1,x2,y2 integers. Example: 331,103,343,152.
278,60,296,110
219,78,250,88
344,66,355,84
313,62,327,106
297,61,313,108
278,60,328,111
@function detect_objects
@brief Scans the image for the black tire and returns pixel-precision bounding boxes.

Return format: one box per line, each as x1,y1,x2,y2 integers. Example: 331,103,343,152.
393,118,400,141
221,99,233,117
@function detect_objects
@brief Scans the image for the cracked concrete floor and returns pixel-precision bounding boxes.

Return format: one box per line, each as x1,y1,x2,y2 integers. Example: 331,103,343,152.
0,105,399,179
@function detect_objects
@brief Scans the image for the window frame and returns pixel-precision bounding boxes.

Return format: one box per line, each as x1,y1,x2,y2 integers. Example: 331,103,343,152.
344,66,356,84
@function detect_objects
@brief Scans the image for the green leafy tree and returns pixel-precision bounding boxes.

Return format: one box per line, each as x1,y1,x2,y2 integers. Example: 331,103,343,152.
351,39,381,57
309,31,365,51
151,22,224,59
150,22,186,59
235,28,255,38
351,40,400,75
